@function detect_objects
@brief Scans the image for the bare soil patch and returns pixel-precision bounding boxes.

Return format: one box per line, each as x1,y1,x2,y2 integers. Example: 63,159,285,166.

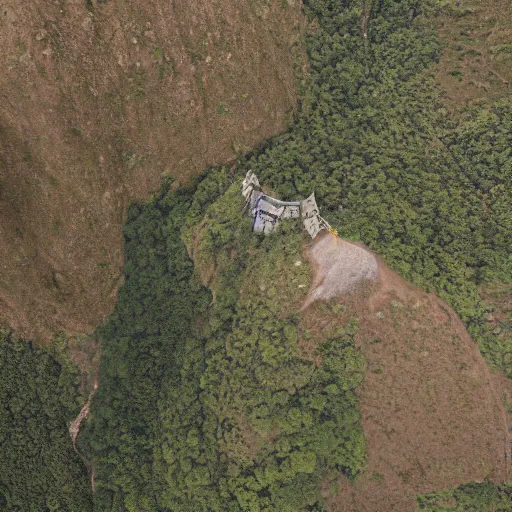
0,0,306,342
302,235,511,512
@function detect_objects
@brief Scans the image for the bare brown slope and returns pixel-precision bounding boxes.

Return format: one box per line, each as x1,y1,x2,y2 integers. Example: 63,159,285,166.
302,232,510,512
0,0,305,342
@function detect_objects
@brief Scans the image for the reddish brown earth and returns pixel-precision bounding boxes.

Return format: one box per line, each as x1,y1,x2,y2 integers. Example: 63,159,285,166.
0,0,306,342
302,232,511,512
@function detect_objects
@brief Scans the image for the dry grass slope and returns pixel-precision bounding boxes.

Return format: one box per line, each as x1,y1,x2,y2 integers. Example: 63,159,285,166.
301,232,511,512
0,0,306,342
432,0,512,109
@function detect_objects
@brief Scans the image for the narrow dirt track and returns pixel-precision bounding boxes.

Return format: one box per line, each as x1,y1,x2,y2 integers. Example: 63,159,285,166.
69,376,98,491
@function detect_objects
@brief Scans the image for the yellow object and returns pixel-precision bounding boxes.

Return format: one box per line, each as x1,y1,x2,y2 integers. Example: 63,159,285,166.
328,227,339,236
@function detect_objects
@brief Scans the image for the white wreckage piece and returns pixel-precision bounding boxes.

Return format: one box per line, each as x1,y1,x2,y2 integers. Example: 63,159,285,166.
242,170,260,201
241,170,333,239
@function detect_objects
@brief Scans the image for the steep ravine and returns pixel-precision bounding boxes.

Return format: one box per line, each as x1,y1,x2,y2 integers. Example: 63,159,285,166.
69,376,98,491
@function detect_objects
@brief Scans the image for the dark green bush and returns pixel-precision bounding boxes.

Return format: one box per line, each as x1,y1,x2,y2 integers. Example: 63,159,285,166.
0,330,92,511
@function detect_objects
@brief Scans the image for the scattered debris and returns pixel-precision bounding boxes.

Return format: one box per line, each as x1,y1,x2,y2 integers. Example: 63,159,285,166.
241,170,335,238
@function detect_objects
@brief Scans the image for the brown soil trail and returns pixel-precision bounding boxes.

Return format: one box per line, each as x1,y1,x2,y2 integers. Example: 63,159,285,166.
303,232,511,512
69,375,98,491
67,336,101,492
69,376,98,450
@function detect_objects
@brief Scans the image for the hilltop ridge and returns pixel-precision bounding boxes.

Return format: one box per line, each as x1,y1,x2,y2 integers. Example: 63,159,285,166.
303,232,511,511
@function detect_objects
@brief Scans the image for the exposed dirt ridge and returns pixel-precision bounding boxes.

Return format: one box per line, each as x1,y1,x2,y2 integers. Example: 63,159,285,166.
303,232,511,512
69,376,98,450
303,233,378,308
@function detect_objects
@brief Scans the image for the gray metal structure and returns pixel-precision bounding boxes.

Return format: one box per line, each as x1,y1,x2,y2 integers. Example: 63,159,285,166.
242,170,332,238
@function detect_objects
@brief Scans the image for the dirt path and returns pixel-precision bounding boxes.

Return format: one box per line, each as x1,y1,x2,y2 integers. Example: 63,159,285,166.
69,377,97,447
69,375,98,490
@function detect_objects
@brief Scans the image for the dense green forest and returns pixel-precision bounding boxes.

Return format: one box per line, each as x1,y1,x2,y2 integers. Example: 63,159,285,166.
418,482,512,511
82,175,366,510
0,330,92,511
82,0,511,510
1,0,511,510
247,0,511,374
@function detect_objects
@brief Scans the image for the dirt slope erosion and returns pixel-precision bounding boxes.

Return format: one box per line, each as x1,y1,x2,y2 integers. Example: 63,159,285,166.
0,0,305,342
302,232,511,512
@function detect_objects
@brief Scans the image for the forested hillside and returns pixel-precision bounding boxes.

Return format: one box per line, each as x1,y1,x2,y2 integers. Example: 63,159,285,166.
247,0,511,375
82,174,366,510
0,330,92,511
1,0,511,510
82,1,511,510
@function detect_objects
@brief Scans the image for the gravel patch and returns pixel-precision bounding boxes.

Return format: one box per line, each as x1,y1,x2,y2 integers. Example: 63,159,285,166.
303,232,378,307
